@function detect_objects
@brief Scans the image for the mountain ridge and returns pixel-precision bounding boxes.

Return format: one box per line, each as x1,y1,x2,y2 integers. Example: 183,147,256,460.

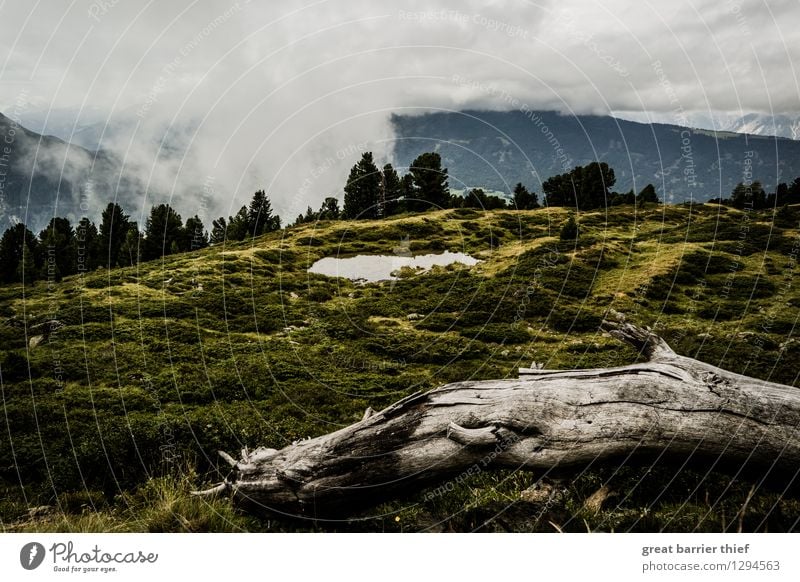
391,109,800,201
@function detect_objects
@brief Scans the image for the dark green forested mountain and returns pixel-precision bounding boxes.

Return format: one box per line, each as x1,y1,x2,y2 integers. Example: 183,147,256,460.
391,110,800,200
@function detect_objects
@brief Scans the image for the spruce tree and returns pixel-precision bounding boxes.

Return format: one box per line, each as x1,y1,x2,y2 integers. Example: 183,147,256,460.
183,215,209,251
381,163,401,217
226,206,250,241
38,217,77,279
512,183,539,210
409,152,449,210
210,217,227,244
247,190,280,236
17,240,37,284
75,218,100,272
119,223,142,266
343,152,381,219
0,223,39,283
318,197,340,220
143,204,184,260
99,202,131,268
636,184,659,204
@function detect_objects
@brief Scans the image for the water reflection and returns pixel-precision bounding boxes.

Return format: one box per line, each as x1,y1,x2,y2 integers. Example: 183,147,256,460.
308,251,479,283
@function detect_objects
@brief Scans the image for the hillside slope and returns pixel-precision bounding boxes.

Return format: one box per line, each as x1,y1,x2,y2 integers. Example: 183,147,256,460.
2,203,800,532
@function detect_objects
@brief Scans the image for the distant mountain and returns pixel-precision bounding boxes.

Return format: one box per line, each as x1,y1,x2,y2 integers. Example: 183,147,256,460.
0,112,192,232
16,105,111,148
391,110,800,201
0,112,147,231
719,113,800,141
615,111,800,141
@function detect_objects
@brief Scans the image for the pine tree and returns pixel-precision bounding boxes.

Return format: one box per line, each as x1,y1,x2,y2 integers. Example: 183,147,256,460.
16,240,37,284
210,217,227,244
387,174,414,216
731,182,766,209
119,223,142,266
409,152,449,210
636,184,659,205
512,183,539,210
75,217,100,272
183,215,209,251
0,223,39,283
343,152,381,219
542,172,575,207
38,217,77,279
99,202,131,268
788,177,800,205
247,190,280,236
381,164,401,217
543,163,615,210
774,183,789,206
226,206,250,241
317,197,340,221
143,204,184,260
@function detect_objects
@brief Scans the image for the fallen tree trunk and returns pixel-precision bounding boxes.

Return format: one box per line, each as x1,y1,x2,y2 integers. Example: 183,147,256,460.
195,315,800,517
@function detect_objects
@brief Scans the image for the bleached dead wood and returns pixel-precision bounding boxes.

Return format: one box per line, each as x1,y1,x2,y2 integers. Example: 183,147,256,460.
195,314,800,517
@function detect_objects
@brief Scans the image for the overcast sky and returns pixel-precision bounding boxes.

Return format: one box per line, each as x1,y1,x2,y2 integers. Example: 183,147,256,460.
1,0,798,219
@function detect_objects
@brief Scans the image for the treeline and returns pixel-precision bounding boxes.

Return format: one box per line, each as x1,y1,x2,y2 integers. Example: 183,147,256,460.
296,153,660,224
0,190,281,284
7,149,797,285
709,178,800,209
209,190,281,243
294,151,542,225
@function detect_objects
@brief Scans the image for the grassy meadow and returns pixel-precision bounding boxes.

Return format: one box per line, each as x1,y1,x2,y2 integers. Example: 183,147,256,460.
2,202,800,532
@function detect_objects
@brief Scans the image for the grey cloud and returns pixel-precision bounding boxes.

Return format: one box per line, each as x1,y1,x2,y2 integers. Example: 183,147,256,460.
1,0,797,221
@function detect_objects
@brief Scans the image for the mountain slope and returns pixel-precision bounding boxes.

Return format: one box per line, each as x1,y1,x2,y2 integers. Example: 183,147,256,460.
2,203,800,531
0,112,136,231
722,113,800,141
613,111,800,141
392,110,800,200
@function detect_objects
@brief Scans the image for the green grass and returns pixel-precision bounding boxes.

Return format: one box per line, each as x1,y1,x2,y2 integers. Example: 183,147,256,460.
1,203,799,532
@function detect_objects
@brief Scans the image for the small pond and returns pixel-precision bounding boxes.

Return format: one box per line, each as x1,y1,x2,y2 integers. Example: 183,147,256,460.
308,251,480,283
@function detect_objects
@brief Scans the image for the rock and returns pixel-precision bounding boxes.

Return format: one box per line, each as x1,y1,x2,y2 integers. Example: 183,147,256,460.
28,335,45,349
520,481,562,504
583,484,615,514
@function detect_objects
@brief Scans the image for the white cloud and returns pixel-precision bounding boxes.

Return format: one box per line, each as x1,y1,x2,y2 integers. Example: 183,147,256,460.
1,0,798,221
